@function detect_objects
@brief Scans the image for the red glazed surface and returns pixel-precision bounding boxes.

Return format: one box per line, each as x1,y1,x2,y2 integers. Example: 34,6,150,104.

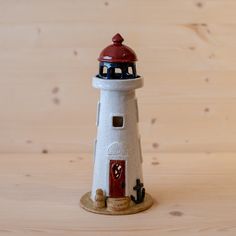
98,33,137,63
109,160,126,197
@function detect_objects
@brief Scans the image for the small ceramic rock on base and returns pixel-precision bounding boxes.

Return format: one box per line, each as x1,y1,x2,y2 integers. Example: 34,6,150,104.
80,33,153,215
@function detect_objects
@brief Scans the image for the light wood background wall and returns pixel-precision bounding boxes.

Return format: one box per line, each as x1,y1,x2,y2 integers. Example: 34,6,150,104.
1,0,236,154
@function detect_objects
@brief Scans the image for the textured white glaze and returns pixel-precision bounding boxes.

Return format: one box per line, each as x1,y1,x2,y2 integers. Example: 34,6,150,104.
91,77,144,200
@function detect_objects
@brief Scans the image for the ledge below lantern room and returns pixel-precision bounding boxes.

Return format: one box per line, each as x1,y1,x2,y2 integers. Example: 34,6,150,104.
92,77,143,91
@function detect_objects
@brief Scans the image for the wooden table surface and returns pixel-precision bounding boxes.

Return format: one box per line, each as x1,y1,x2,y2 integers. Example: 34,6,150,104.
0,152,235,236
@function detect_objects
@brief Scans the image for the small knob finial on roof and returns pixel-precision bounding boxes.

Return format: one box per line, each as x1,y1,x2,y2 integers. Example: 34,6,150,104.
112,33,124,45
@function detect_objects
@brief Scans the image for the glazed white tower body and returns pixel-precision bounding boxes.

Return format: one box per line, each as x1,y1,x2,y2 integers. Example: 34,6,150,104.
91,76,143,200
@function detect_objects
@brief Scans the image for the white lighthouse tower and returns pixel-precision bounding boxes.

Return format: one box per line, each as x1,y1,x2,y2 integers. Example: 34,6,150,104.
80,34,153,215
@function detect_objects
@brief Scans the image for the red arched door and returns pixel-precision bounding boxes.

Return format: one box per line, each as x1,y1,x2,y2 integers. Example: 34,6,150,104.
109,160,125,197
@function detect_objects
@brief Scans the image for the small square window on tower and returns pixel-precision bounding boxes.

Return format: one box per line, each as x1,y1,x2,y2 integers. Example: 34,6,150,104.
112,116,124,127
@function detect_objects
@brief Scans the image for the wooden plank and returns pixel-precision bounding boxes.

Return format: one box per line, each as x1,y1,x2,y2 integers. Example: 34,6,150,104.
0,102,236,153
0,23,235,50
1,0,236,24
1,43,236,71
0,152,235,235
2,71,236,105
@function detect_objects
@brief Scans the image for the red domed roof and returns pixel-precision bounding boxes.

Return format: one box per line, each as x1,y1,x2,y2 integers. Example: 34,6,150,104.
98,33,137,63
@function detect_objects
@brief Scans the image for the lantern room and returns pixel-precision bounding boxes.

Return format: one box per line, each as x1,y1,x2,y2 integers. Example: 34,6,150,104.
97,33,139,80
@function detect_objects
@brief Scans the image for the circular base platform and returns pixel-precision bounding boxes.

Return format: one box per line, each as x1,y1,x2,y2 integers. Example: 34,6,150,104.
80,192,153,215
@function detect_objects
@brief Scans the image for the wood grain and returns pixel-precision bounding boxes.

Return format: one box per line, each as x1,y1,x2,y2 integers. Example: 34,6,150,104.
0,152,235,235
1,0,236,153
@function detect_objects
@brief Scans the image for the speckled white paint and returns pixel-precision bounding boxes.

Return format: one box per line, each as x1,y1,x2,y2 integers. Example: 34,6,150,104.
91,77,144,200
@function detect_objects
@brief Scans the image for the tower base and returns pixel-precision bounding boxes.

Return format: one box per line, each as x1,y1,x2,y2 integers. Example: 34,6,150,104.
80,192,153,215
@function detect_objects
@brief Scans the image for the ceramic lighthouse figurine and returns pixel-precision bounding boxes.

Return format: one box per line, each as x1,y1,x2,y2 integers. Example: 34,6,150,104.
80,33,153,215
